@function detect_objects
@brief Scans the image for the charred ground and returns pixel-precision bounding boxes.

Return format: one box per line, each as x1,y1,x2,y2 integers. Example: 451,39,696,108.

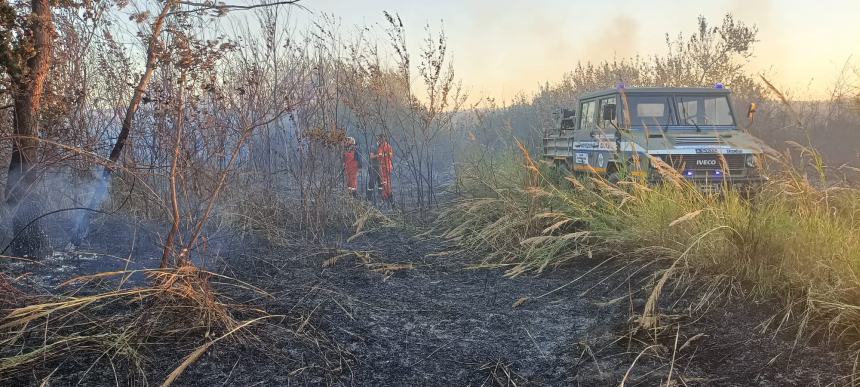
1,215,849,386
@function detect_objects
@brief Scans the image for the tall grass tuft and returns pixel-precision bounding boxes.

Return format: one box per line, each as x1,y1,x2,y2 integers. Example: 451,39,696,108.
439,140,860,345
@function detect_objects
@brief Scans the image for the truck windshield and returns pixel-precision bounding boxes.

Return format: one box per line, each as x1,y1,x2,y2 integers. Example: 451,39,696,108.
676,95,734,126
626,96,674,128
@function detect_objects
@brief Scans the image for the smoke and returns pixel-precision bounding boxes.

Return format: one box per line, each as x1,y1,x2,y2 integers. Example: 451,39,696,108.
447,3,585,101
582,14,639,63
0,167,105,254
69,169,110,248
728,0,781,66
729,0,772,24
459,7,642,101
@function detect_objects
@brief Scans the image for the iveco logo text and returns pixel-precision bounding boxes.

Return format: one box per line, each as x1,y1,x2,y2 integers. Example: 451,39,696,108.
696,159,718,166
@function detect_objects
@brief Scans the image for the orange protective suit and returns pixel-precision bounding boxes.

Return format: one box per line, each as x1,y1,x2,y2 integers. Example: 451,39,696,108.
376,141,394,201
343,149,360,194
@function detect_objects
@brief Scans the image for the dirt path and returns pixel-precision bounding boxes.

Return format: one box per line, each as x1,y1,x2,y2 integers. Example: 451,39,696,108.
3,220,850,386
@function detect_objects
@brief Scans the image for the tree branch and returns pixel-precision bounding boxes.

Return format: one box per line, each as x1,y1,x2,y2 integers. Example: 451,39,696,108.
172,0,304,16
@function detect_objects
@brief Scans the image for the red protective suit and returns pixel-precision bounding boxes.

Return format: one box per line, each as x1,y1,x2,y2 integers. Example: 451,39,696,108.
376,141,394,201
343,149,360,194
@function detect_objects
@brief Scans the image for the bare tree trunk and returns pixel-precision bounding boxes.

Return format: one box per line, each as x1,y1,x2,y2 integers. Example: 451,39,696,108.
4,0,54,257
161,70,186,269
72,0,177,246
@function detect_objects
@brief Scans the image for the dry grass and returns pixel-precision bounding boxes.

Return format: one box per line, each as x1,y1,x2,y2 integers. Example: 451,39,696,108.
0,273,24,310
475,358,527,386
220,180,396,247
439,141,860,351
0,266,272,385
321,248,415,281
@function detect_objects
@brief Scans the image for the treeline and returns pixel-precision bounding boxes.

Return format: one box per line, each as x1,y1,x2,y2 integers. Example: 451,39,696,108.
0,1,466,259
463,15,860,173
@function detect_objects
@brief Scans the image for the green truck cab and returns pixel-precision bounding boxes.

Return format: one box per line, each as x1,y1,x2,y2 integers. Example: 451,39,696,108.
542,86,771,188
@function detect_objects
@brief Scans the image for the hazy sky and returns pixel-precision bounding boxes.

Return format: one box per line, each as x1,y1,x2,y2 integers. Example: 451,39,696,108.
298,0,859,101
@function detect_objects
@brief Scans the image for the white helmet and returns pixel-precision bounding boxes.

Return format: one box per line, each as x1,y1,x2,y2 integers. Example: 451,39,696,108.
346,137,356,146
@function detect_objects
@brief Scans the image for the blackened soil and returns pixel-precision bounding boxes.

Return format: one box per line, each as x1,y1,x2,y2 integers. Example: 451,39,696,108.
2,220,853,386
192,228,850,386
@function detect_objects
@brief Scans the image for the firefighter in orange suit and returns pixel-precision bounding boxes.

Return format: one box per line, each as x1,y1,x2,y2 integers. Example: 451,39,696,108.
371,134,394,205
343,137,361,197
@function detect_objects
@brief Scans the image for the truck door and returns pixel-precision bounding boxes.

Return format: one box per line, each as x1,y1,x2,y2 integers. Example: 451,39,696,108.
592,96,619,171
598,97,618,127
572,99,598,172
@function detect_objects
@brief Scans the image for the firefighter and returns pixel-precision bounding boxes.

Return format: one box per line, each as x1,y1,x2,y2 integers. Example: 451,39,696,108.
367,141,381,202
343,137,361,197
371,134,394,206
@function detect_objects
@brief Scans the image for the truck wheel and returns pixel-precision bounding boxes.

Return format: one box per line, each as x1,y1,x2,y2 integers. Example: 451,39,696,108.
552,160,570,182
738,184,761,200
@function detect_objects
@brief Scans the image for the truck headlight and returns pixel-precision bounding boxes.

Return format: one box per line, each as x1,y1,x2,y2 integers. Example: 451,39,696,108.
745,155,758,168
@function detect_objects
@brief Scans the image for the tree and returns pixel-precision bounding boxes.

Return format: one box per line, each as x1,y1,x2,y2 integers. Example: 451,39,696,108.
70,0,178,246
653,14,760,97
70,0,302,247
0,0,55,256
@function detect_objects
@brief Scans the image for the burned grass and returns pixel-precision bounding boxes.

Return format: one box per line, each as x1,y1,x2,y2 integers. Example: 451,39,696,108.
0,219,353,386
0,264,278,386
212,226,848,385
1,203,853,385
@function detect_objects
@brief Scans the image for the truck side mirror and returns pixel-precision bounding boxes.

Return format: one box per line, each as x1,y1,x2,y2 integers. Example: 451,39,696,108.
560,108,576,130
602,104,617,121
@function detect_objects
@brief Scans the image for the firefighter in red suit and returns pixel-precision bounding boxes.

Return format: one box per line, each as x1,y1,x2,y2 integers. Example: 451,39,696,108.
343,137,361,197
371,134,394,205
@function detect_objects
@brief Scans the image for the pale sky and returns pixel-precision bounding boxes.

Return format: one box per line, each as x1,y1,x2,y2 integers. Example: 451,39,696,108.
296,0,859,101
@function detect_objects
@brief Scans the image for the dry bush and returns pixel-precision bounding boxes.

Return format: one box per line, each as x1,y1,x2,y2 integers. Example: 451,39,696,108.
219,176,375,245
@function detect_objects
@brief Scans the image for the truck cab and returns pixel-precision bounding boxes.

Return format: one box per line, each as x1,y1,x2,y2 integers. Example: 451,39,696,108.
542,86,771,188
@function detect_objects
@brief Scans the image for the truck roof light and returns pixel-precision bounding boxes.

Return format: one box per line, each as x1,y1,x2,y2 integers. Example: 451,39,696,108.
714,83,725,89
616,82,625,90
